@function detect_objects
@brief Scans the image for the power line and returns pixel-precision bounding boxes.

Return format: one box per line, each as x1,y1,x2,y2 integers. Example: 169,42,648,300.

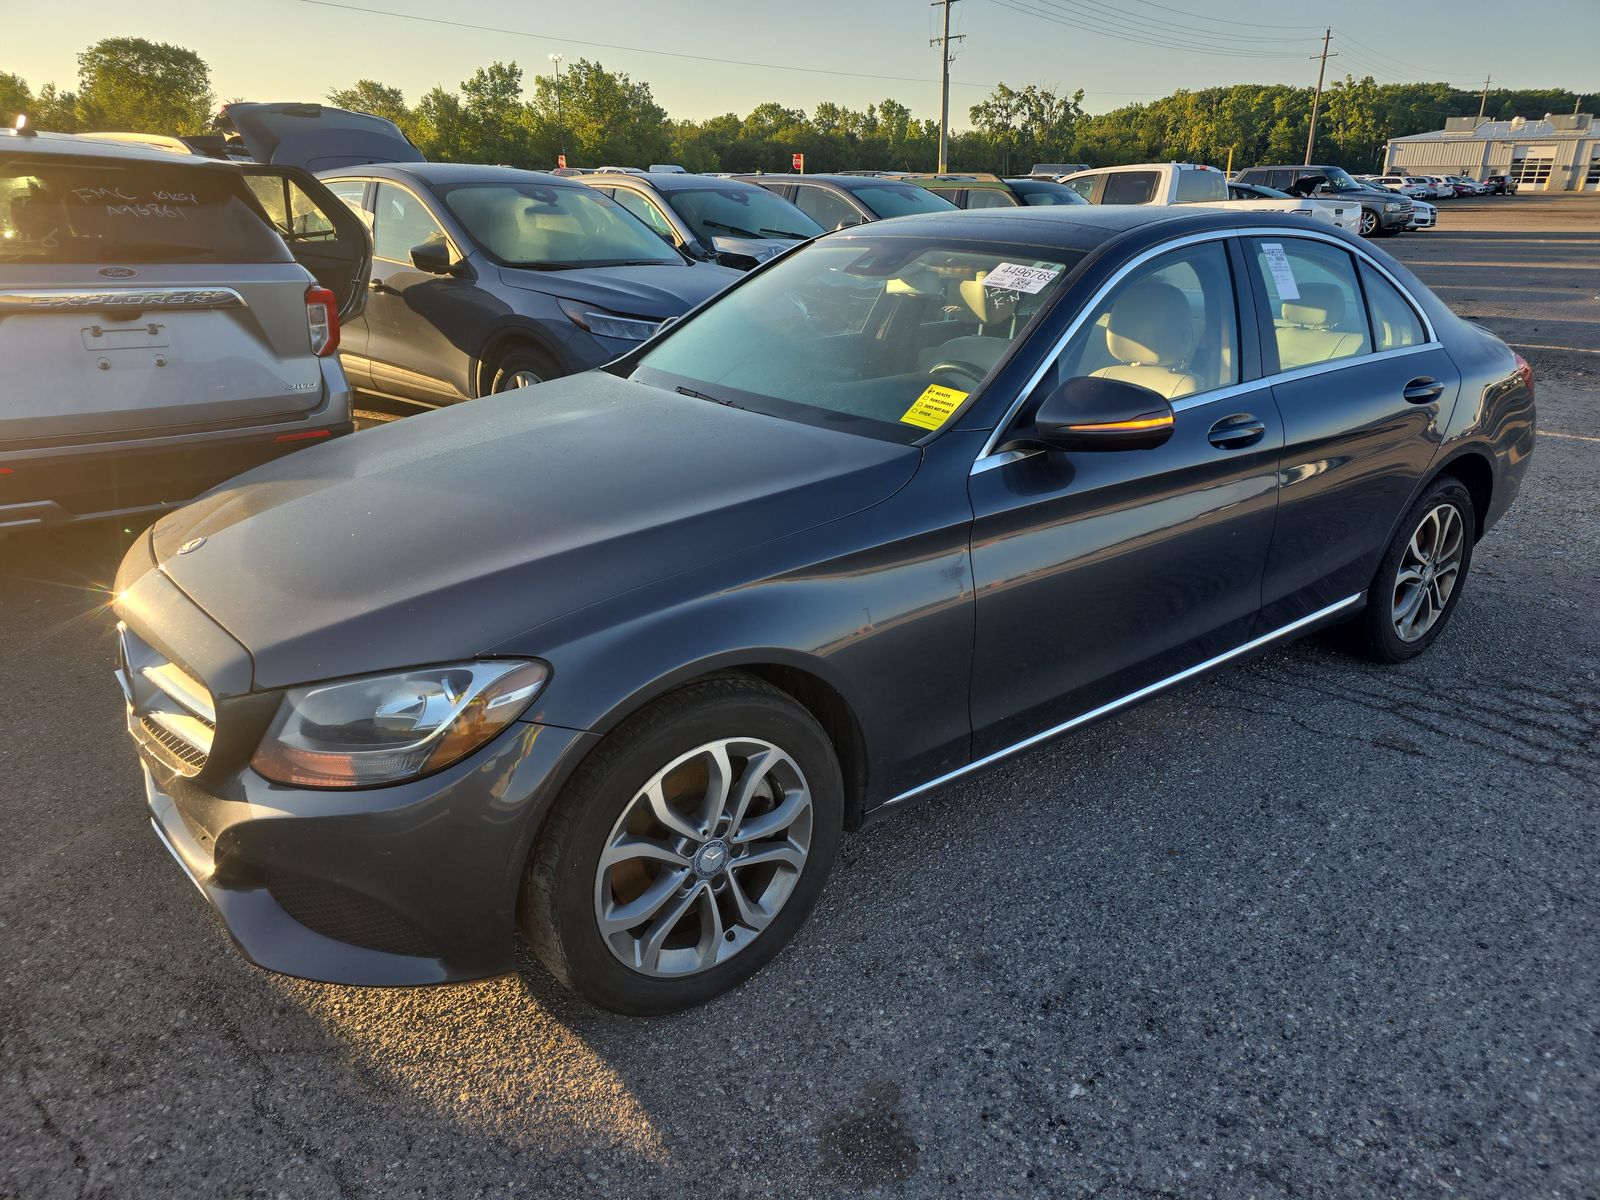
297,0,1000,90
991,0,1307,57
1026,0,1312,45
1117,0,1322,32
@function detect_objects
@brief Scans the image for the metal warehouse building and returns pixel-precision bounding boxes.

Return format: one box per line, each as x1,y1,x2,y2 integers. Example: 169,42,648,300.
1384,112,1599,191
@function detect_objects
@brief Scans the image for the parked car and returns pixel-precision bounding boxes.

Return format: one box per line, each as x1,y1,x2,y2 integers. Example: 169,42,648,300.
734,173,957,228
1224,179,1362,234
1444,175,1491,197
1482,174,1517,195
549,167,594,177
0,127,371,532
1232,164,1412,236
113,205,1534,1013
907,173,1089,208
582,172,822,270
314,163,739,403
1362,175,1433,200
649,164,688,174
1063,163,1359,233
1414,176,1456,199
1405,197,1439,230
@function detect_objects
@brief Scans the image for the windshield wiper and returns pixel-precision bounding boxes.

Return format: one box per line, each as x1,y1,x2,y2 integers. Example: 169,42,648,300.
759,227,809,240
697,218,763,239
675,384,747,411
503,260,588,271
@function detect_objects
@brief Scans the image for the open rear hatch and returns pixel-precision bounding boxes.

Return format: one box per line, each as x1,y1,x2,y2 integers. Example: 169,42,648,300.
220,103,424,171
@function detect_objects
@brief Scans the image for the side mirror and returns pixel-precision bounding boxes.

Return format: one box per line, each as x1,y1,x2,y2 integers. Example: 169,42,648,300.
1030,375,1174,452
409,239,460,275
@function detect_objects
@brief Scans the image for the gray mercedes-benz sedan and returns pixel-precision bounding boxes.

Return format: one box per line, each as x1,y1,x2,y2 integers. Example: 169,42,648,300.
113,205,1534,1014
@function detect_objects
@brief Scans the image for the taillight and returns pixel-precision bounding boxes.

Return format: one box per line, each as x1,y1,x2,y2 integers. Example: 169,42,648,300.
1514,352,1535,398
305,285,339,357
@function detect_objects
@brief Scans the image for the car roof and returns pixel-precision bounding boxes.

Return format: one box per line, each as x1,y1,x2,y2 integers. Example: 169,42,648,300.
734,173,933,190
315,161,579,188
826,203,1326,252
586,172,764,193
0,128,237,168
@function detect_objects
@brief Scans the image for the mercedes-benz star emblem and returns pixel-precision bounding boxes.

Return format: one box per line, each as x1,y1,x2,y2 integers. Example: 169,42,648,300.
177,537,207,555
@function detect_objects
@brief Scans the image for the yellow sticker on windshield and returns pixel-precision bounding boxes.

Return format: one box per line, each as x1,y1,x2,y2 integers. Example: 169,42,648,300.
900,384,968,430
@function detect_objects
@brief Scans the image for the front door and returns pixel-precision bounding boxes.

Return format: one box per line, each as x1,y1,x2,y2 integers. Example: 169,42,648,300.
239,164,371,322
1240,235,1461,627
968,238,1283,754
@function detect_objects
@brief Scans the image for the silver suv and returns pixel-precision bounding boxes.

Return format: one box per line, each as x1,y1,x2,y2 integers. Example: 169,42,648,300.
0,128,371,531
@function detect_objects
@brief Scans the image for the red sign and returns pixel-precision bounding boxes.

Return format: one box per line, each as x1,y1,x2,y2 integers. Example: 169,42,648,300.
557,153,568,170
792,152,804,173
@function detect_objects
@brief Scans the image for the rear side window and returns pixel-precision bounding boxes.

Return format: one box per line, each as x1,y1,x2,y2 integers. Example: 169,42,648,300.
1248,238,1372,372
790,184,860,230
0,155,290,265
1360,263,1427,351
244,174,338,243
1175,170,1226,202
964,188,1016,209
1102,171,1159,205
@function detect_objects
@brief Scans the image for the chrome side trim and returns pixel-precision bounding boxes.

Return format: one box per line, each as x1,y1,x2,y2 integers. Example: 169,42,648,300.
875,592,1365,812
0,287,246,313
971,224,1439,470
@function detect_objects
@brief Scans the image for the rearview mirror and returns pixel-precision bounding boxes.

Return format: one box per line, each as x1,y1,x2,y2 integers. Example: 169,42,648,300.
1030,375,1174,452
410,238,460,275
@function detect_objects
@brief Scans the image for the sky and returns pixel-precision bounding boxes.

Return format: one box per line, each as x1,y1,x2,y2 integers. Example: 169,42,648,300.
4,0,1595,125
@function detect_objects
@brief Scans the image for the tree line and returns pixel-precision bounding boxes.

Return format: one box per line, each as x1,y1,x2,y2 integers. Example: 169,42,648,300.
5,38,1595,175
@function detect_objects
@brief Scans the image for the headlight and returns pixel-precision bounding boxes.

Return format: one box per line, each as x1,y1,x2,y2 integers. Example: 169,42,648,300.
557,299,661,343
250,660,549,788
1385,201,1402,212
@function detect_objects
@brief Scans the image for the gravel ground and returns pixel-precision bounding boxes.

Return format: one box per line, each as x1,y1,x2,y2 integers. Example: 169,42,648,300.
2,196,1596,1200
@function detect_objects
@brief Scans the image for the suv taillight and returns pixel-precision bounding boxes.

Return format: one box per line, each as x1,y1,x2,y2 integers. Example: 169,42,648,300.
1513,352,1535,398
305,285,339,357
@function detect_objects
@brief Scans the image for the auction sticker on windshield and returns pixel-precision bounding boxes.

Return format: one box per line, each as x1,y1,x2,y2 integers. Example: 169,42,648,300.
983,262,1061,294
901,384,967,430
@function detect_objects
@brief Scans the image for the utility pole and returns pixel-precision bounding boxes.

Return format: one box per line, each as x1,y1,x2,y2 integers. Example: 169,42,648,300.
930,0,965,173
549,53,565,167
1304,27,1335,166
1476,75,1492,125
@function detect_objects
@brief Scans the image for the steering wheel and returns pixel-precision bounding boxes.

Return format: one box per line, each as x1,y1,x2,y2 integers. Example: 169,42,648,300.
926,361,988,389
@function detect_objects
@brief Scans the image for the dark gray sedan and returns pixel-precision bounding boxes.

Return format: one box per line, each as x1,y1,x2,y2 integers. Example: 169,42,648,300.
316,163,740,402
113,206,1534,1014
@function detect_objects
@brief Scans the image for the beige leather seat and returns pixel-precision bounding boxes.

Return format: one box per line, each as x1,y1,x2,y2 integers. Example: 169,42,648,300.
916,269,1019,376
1274,282,1369,368
1088,279,1202,400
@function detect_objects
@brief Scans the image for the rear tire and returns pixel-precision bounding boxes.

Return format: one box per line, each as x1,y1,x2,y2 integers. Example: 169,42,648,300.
488,345,561,394
521,675,843,1015
1341,477,1476,663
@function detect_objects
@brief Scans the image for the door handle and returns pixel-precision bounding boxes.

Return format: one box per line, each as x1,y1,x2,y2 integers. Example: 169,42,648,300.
1207,413,1267,449
1402,376,1445,404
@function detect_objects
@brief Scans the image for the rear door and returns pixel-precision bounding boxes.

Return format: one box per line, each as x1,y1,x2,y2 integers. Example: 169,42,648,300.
1241,235,1461,627
0,151,341,440
240,165,371,321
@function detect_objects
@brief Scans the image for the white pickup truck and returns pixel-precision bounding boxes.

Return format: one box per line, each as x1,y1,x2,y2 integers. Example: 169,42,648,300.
1059,162,1362,235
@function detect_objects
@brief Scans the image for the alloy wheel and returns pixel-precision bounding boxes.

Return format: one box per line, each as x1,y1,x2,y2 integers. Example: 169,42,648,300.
594,738,813,978
1359,210,1378,236
1391,502,1465,642
502,369,543,390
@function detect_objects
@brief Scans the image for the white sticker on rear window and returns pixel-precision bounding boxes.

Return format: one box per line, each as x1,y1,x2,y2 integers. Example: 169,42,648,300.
1260,242,1300,301
982,262,1061,294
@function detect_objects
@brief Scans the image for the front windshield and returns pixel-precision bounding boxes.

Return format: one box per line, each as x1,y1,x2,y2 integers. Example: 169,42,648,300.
850,183,959,218
631,236,1080,443
666,185,823,242
1322,167,1363,191
439,181,681,268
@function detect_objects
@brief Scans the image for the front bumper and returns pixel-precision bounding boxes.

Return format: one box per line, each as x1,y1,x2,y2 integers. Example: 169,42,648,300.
1379,207,1413,232
114,541,598,985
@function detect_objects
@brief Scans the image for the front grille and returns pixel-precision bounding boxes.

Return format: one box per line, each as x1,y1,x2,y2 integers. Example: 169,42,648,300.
118,626,216,775
267,874,439,959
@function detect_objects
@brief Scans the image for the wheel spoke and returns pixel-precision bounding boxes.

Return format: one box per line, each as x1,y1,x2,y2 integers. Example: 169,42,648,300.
727,872,772,932
696,742,736,835
600,834,692,871
725,748,783,837
638,881,704,973
731,786,811,844
599,867,690,935
643,779,702,841
733,840,806,873
695,886,725,971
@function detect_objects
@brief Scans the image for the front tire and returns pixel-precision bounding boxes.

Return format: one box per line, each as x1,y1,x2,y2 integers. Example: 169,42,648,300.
1358,209,1379,237
1343,477,1475,663
521,675,843,1014
489,345,561,394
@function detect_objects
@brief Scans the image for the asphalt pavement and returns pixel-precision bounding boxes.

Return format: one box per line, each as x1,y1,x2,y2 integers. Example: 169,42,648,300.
2,195,1596,1200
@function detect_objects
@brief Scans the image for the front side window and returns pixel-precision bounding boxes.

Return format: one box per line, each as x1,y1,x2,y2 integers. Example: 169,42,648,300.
610,188,678,241
1248,238,1371,372
1052,241,1239,402
1360,263,1427,351
964,188,1017,210
1064,175,1097,200
0,155,289,264
666,185,823,242
1102,171,1159,205
631,236,1080,442
439,181,682,268
371,182,448,264
790,184,860,231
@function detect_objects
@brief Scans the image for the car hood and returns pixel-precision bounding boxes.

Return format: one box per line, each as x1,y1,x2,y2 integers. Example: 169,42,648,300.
496,261,741,319
148,372,920,689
